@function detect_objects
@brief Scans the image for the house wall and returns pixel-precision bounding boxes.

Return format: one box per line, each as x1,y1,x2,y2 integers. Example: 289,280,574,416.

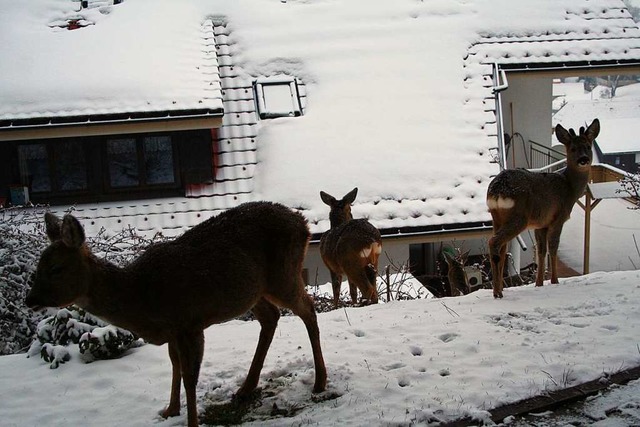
500,74,554,170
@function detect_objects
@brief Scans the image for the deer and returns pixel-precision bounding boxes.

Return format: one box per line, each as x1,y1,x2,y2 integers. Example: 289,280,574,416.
24,202,327,427
486,118,599,298
442,249,470,297
319,187,382,308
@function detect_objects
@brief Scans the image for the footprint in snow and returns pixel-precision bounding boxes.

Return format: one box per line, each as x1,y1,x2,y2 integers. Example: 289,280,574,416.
410,345,423,356
438,333,459,343
383,362,406,371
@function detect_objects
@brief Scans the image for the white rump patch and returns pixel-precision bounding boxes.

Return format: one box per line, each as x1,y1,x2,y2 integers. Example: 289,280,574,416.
486,196,515,210
360,242,382,258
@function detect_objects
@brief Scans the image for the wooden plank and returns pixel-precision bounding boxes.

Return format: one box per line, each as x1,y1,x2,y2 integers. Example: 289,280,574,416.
439,365,640,426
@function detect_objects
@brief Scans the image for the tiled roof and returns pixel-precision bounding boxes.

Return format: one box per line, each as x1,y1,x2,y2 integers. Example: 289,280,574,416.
0,2,223,124
10,0,640,240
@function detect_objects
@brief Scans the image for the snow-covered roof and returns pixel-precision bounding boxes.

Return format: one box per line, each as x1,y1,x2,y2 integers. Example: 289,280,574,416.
554,82,640,153
0,0,223,123
3,0,640,237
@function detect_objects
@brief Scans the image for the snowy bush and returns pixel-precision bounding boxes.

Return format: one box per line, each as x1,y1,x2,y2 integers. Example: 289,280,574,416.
1,206,166,362
27,306,139,368
0,206,49,355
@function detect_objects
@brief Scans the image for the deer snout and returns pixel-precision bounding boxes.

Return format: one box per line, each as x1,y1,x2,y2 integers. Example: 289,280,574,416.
577,156,591,167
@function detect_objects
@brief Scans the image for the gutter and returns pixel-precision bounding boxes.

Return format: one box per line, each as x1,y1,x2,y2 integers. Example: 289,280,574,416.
310,221,493,244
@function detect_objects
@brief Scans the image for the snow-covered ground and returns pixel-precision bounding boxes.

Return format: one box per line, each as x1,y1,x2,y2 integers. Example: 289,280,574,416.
1,270,639,426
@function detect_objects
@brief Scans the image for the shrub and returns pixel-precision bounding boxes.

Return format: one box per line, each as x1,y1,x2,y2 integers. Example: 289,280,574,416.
0,206,49,355
27,306,139,368
1,206,166,366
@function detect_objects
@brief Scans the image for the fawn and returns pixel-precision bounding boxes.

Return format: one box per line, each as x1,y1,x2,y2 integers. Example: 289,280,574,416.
442,249,470,297
319,188,382,308
25,202,327,427
486,118,599,298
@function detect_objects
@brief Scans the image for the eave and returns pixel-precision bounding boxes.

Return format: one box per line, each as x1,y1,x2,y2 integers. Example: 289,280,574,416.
496,59,640,77
310,221,493,244
0,108,224,141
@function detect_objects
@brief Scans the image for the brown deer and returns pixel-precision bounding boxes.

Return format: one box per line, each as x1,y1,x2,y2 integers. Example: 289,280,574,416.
25,202,327,427
486,118,599,298
442,249,470,297
319,188,382,308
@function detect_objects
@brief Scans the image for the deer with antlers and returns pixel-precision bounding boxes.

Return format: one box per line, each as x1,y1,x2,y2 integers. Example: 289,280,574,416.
486,119,599,298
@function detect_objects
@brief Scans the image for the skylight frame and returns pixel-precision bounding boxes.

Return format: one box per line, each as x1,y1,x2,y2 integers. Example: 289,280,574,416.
253,76,303,120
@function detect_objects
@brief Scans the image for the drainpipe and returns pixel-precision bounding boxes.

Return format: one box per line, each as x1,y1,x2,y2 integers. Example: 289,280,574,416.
492,63,509,171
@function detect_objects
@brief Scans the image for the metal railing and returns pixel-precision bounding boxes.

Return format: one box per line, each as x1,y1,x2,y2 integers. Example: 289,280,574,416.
529,139,565,171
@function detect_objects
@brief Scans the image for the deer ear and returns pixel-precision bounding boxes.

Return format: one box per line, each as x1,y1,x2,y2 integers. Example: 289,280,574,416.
584,118,600,142
44,212,62,242
555,124,572,146
61,215,86,249
320,191,336,206
343,187,358,205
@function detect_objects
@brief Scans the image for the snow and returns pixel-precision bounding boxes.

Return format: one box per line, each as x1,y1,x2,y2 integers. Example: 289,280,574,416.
2,271,640,426
553,82,640,153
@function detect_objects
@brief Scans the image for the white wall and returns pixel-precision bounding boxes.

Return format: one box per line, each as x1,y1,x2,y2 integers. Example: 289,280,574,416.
500,73,554,169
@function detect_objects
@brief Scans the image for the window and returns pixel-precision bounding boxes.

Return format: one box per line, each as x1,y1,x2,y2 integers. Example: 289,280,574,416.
254,76,303,119
106,135,176,189
17,140,88,194
5,129,214,206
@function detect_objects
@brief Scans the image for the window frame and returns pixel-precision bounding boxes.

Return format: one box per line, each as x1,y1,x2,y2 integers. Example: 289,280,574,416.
103,134,180,193
5,129,214,206
254,76,303,119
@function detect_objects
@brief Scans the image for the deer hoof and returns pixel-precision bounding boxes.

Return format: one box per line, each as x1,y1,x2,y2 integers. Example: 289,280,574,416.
161,406,180,419
493,291,503,299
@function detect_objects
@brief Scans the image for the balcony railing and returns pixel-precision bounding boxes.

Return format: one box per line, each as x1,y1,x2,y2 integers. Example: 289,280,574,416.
529,139,565,171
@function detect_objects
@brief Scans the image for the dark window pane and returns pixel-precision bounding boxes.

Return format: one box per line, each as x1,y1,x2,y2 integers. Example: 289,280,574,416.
144,136,174,184
107,138,139,187
18,144,51,192
55,140,87,191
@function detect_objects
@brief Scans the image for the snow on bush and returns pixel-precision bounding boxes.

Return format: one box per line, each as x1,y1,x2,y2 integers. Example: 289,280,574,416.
27,306,139,368
0,206,167,366
0,206,48,355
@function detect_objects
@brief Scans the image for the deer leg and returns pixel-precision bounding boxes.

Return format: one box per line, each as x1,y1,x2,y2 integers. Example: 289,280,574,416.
347,267,378,305
347,279,358,305
489,215,527,298
547,225,564,284
489,237,508,298
236,298,280,399
330,271,342,308
534,229,548,287
161,341,182,418
286,292,328,393
175,329,204,427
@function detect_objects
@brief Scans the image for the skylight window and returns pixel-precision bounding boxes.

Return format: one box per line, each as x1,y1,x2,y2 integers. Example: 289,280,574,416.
254,76,303,119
